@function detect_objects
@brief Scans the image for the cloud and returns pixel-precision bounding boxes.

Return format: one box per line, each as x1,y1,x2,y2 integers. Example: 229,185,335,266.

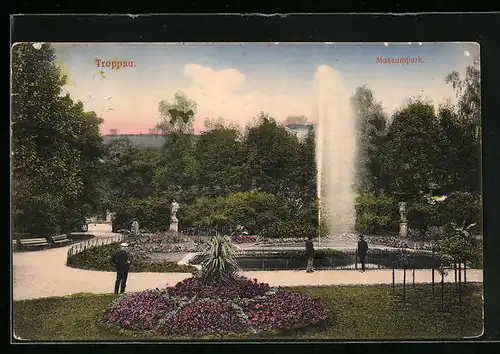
183,64,246,93
181,64,314,131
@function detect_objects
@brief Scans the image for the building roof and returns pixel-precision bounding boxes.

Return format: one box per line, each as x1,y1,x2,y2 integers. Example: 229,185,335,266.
103,134,165,148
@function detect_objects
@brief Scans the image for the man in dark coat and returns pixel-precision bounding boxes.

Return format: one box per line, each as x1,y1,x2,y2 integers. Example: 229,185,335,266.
112,242,132,294
357,234,369,272
305,236,315,273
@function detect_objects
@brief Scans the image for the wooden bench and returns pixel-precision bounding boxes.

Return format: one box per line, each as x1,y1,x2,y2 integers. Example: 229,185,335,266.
17,238,50,251
48,234,72,247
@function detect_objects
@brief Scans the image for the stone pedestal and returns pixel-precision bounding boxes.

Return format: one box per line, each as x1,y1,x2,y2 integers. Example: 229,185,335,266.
399,222,408,237
170,216,179,233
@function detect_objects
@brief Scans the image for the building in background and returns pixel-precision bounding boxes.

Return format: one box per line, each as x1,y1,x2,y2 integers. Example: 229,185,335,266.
284,123,315,142
102,128,165,148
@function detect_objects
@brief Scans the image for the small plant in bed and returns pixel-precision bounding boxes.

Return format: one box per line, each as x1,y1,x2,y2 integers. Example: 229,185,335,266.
67,243,197,273
101,235,329,337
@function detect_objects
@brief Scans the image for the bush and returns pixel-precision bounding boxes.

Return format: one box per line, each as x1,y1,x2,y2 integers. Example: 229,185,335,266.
260,220,316,239
113,197,172,232
167,276,270,299
104,290,178,330
355,193,396,234
67,243,197,273
156,298,250,336
435,192,481,227
242,291,328,331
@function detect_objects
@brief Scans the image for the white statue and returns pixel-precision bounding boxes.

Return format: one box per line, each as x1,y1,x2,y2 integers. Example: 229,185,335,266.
131,219,139,236
398,202,407,222
171,199,180,218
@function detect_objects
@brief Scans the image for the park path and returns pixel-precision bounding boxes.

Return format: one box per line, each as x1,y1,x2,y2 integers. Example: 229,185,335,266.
12,224,483,301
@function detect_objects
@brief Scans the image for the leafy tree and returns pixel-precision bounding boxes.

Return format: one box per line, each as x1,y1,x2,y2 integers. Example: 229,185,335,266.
442,64,481,194
379,100,448,201
11,43,104,237
154,92,198,203
101,137,162,210
156,91,197,135
194,118,247,197
243,113,302,196
351,86,387,193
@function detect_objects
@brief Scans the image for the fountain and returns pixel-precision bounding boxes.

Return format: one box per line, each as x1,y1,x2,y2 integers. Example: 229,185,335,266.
314,65,357,240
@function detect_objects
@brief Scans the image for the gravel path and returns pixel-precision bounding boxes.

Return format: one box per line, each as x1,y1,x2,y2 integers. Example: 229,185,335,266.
12,224,483,300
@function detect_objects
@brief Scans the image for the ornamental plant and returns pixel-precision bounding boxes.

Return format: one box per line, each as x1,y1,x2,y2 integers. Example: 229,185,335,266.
199,235,240,283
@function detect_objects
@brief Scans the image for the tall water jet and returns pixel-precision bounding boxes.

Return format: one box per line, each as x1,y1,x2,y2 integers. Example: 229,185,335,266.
314,65,357,237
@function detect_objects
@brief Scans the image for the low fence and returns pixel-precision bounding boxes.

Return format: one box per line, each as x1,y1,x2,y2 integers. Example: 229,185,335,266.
66,233,126,262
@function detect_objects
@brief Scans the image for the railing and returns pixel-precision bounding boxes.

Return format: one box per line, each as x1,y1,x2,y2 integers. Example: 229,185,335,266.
66,233,126,263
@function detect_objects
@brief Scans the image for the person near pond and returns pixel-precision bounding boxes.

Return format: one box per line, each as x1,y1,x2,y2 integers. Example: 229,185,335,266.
305,236,315,273
112,242,132,294
131,219,139,237
357,234,369,272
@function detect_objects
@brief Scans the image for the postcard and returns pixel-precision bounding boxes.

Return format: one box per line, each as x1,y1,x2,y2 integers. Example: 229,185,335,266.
11,41,482,341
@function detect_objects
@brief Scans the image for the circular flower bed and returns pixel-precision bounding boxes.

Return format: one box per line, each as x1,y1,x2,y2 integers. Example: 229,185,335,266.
103,276,328,337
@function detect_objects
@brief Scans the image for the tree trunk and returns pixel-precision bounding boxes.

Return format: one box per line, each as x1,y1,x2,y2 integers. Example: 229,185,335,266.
392,267,395,293
464,261,467,287
441,273,445,311
403,267,406,303
432,249,435,295
412,268,415,287
458,261,462,305
355,250,358,270
432,268,435,295
454,262,458,291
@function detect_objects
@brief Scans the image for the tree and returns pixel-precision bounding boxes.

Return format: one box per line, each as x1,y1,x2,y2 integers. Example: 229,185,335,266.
156,91,197,135
243,113,301,195
443,64,481,194
11,43,104,236
351,86,387,193
378,100,448,201
101,137,163,210
194,118,247,197
154,92,198,203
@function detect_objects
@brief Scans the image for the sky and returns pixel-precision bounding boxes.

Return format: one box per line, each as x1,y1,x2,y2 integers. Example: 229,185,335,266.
50,42,480,135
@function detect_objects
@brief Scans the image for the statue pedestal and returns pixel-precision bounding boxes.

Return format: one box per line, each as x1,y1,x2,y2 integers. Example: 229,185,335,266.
170,216,179,233
399,222,408,237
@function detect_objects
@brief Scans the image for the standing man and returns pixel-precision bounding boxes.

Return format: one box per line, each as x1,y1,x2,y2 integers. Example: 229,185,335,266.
357,234,369,272
131,218,140,238
112,242,132,294
305,235,315,273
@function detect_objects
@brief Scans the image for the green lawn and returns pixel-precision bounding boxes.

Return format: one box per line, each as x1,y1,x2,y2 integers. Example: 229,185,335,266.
12,283,483,341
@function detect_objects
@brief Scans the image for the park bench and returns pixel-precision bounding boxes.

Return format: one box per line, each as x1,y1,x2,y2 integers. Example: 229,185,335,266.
48,234,72,247
17,238,50,251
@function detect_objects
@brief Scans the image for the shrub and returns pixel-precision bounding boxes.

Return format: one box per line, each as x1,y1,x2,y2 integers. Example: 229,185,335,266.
113,197,172,232
167,276,270,299
260,220,316,239
67,243,197,273
199,235,240,283
355,193,396,234
435,192,481,227
104,290,178,330
242,291,328,331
